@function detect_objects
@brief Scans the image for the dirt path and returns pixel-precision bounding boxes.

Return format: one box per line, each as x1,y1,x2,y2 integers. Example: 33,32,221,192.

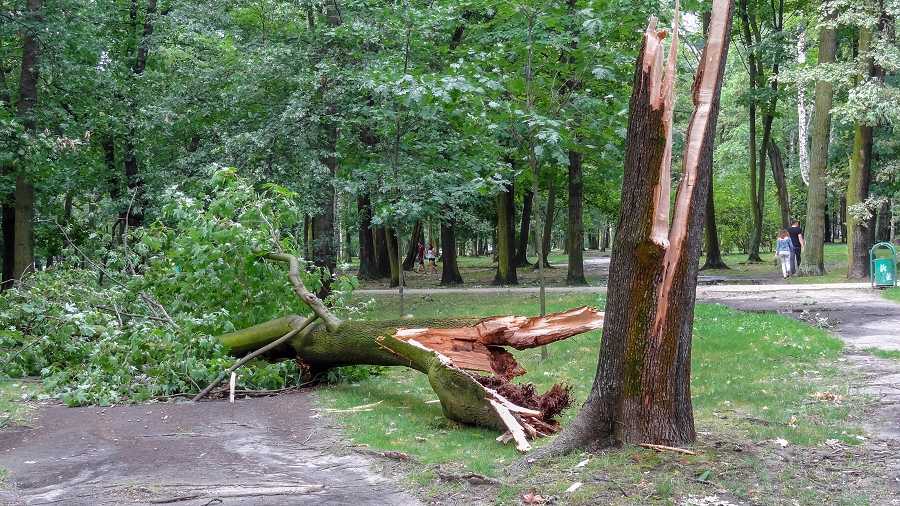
0,392,423,506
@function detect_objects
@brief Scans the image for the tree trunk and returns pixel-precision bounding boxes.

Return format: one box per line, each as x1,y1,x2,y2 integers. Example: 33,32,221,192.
700,172,729,270
740,0,763,263
516,188,533,267
493,182,518,285
796,24,811,186
769,141,790,228
847,22,878,279
357,195,378,280
0,57,14,289
512,0,732,468
440,219,464,286
566,149,587,285
402,221,424,271
385,226,400,288
11,0,42,282
539,183,556,268
800,18,835,276
373,226,392,279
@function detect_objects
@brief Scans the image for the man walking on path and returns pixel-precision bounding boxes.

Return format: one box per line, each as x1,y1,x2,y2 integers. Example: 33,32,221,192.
788,219,804,275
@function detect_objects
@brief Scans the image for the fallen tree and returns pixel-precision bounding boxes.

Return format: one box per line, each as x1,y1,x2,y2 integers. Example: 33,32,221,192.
198,251,604,452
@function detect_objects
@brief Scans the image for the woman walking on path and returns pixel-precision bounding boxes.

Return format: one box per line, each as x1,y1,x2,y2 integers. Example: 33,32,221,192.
775,229,793,278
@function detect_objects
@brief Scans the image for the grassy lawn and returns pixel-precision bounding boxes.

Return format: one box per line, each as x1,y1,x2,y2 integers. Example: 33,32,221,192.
323,291,879,505
0,380,38,429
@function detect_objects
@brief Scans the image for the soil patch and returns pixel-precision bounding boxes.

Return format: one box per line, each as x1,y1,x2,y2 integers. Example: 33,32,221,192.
0,392,423,506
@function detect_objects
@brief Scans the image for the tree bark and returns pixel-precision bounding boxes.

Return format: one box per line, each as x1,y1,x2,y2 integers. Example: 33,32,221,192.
512,0,732,470
740,0,762,262
769,141,790,228
800,17,836,277
846,15,886,279
0,52,14,289
538,183,556,268
11,0,42,282
385,226,400,288
440,219,464,286
374,226,392,278
493,182,518,285
566,149,587,285
357,195,378,280
402,221,424,271
700,172,729,270
516,188,533,267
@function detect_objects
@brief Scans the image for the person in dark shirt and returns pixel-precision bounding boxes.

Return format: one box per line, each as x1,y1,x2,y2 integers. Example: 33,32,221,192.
787,219,804,275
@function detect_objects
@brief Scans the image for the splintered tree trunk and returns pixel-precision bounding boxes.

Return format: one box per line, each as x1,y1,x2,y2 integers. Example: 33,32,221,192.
440,219,464,286
511,0,733,469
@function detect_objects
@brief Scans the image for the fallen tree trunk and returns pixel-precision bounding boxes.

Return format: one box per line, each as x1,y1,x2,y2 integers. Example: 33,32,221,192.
207,251,604,451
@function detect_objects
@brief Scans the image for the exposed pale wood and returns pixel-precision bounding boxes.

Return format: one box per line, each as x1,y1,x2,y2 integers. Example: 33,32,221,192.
638,443,696,455
490,399,531,452
391,306,604,379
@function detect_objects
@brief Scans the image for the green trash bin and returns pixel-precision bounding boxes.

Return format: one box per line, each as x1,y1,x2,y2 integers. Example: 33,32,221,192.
870,242,898,288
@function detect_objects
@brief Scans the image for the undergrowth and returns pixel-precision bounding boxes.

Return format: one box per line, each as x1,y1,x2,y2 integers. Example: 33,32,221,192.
0,167,363,406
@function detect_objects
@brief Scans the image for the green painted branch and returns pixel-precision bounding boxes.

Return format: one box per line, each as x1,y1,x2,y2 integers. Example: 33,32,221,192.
194,315,318,401
261,251,342,332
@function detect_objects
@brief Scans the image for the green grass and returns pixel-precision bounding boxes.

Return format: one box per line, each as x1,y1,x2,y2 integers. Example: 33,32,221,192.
884,286,900,303
0,380,38,428
322,291,877,504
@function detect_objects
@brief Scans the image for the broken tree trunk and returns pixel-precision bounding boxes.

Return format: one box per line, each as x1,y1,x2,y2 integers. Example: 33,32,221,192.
206,251,603,451
509,0,734,472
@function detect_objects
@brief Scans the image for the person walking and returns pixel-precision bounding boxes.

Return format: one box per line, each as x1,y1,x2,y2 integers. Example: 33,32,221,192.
415,242,426,273
775,229,793,278
426,245,437,274
787,218,804,275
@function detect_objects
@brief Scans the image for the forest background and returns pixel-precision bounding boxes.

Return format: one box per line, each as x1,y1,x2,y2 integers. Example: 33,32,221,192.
1,0,900,400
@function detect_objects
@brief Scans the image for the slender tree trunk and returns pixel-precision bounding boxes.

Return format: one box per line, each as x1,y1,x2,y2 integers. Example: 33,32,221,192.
800,18,835,276
769,141,790,227
740,0,763,262
0,55,12,288
539,183,556,268
493,182,518,285
357,195,378,280
440,220,463,286
796,24,810,186
516,188,533,267
402,221,424,271
566,149,587,285
386,226,400,288
700,172,729,270
510,3,733,469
